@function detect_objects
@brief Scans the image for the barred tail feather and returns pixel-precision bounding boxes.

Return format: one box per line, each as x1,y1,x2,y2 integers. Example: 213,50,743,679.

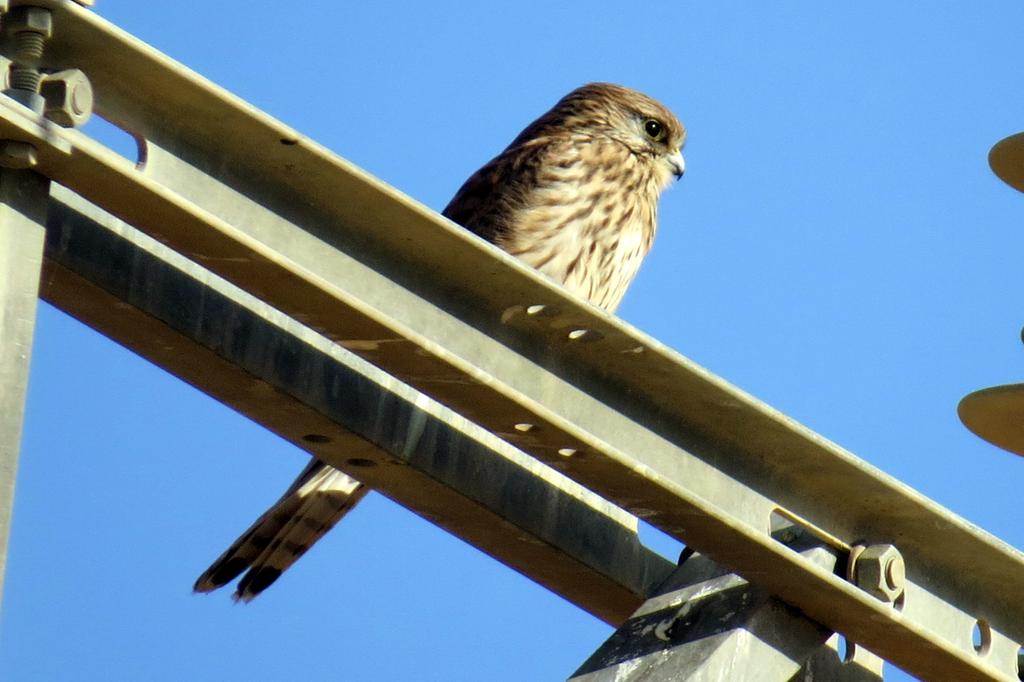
194,458,367,601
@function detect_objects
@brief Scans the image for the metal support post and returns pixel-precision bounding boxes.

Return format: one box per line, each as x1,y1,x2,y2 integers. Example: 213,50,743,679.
570,527,882,682
0,167,49,608
0,2,51,610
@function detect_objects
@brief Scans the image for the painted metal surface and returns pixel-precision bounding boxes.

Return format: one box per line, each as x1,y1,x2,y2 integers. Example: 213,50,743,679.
572,539,838,682
0,2,1020,678
989,132,1024,193
0,168,48,610
39,185,674,624
959,384,1024,457
572,528,885,682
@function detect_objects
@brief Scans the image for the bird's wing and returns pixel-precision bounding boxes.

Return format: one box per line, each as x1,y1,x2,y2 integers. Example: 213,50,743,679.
442,137,559,244
194,458,367,601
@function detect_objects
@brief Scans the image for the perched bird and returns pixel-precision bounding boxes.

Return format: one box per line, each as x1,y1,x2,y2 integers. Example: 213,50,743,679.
194,82,686,601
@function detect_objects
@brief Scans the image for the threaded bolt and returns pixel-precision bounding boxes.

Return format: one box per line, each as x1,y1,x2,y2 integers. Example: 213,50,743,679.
14,30,45,60
10,66,40,93
10,27,47,93
4,6,53,96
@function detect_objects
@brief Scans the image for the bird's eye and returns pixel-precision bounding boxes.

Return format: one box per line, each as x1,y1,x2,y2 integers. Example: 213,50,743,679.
643,119,665,141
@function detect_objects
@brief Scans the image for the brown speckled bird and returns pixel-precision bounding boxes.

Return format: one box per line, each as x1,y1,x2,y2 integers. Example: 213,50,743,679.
194,83,686,601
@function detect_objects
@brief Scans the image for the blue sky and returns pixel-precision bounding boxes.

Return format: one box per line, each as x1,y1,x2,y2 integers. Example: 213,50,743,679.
3,3,1024,680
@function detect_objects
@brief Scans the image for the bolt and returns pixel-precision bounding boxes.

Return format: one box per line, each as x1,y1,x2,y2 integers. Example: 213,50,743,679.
0,140,38,169
4,6,52,103
40,69,93,128
4,6,52,36
853,544,905,603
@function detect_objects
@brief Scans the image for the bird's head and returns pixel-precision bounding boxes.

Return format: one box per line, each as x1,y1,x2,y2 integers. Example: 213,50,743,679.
515,83,686,189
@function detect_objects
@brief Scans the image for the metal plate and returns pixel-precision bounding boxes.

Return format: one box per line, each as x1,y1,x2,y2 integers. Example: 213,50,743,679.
959,384,1024,457
989,133,1024,193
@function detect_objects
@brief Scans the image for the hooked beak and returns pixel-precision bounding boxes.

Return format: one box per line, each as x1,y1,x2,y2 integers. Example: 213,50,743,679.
668,148,685,180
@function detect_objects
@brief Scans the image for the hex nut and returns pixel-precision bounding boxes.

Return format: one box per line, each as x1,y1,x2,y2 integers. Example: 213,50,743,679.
854,544,906,603
5,6,53,38
40,69,93,128
0,140,37,169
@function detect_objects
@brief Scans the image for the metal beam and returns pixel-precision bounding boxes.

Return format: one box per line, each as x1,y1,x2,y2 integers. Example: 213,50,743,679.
4,2,1023,679
795,638,884,682
39,184,675,625
0,168,49,609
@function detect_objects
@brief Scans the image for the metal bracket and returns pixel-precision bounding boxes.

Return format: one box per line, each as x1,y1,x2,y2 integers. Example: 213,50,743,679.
0,5,93,130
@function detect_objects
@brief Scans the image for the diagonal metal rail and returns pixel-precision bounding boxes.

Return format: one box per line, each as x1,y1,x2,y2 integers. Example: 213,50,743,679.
2,2,1022,679
39,184,675,624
